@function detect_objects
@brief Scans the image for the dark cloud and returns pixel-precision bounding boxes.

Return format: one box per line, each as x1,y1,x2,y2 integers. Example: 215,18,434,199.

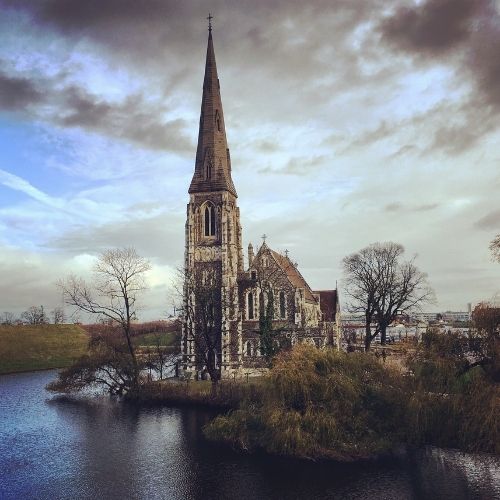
0,71,43,111
385,202,403,212
254,140,280,153
380,0,500,111
0,0,392,97
0,68,192,153
475,209,500,230
345,98,496,156
380,0,484,53
384,202,439,213
389,144,418,159
57,86,193,153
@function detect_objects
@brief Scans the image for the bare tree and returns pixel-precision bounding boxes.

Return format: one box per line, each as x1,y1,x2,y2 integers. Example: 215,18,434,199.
182,264,225,394
51,306,66,324
58,247,151,391
490,234,500,262
21,305,48,325
1,311,16,325
143,329,179,381
342,242,433,350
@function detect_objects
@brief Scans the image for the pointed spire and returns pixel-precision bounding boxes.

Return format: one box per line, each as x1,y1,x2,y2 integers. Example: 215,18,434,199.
189,20,237,196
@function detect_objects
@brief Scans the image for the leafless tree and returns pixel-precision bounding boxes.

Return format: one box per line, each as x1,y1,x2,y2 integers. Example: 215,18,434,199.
490,234,500,262
143,329,179,381
21,305,48,325
51,306,66,324
58,247,151,390
342,242,433,350
181,263,226,394
1,311,16,325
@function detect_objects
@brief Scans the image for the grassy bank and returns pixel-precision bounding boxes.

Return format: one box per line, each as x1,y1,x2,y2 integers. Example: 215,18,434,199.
0,324,88,374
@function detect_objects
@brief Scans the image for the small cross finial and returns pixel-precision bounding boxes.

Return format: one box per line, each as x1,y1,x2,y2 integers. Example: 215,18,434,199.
207,13,213,32
261,234,267,244
285,249,289,258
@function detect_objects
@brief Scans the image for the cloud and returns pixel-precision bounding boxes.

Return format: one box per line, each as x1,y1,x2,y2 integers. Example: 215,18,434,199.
380,0,500,110
47,211,185,265
0,169,64,209
258,155,327,176
56,86,193,152
384,202,439,213
380,0,484,54
0,67,193,153
0,70,43,110
475,209,500,230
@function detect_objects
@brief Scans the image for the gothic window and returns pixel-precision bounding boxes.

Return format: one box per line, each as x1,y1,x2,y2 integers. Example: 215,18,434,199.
205,162,212,180
204,204,216,237
251,270,257,280
259,291,264,317
268,290,274,319
247,292,254,320
245,341,253,357
279,291,286,319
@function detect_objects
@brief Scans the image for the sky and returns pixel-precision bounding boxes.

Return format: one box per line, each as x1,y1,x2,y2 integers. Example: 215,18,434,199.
0,0,499,321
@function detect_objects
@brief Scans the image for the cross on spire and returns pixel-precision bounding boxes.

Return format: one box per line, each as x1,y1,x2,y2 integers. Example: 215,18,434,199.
261,234,267,244
285,249,289,258
207,13,213,32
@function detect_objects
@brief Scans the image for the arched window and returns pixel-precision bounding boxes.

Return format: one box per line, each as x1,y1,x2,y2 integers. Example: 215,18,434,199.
204,204,215,237
247,292,254,320
246,341,252,357
205,162,212,180
259,291,264,317
279,291,286,319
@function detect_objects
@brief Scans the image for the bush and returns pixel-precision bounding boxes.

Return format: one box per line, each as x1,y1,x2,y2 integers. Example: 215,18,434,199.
407,328,499,454
205,345,408,460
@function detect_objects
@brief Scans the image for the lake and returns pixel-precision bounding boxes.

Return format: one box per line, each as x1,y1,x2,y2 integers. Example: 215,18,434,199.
1,371,499,500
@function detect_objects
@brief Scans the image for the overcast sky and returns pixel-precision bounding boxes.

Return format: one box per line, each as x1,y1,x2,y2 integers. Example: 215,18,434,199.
0,0,499,320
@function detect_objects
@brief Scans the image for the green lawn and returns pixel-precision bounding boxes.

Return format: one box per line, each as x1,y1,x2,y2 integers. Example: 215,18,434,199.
133,331,177,347
0,324,89,374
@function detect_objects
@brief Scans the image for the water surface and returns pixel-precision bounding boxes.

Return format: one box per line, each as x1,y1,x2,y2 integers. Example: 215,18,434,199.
1,371,499,500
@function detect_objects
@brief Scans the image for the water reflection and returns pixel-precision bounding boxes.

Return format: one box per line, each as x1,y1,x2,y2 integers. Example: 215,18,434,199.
1,371,499,500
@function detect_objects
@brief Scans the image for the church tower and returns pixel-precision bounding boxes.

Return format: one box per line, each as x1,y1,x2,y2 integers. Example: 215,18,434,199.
182,20,244,377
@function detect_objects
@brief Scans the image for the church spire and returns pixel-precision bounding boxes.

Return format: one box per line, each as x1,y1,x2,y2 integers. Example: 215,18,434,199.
189,19,237,196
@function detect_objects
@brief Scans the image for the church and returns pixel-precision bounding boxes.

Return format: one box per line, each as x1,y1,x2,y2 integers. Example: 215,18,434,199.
181,22,340,378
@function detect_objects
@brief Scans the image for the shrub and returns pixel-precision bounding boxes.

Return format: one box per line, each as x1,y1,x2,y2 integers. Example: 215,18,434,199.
205,345,408,460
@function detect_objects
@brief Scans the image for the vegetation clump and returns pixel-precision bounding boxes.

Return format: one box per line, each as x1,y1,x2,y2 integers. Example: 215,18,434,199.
46,321,179,396
205,345,408,461
206,319,499,460
406,326,499,454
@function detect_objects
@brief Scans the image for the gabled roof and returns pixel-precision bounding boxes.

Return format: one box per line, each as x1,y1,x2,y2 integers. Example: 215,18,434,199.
251,243,318,304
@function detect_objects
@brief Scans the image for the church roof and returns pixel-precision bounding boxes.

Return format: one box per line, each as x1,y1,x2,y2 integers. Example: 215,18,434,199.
189,28,237,196
269,249,318,304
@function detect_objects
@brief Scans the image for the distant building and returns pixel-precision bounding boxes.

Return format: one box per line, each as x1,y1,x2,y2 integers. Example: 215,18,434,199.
441,311,471,323
412,311,471,323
